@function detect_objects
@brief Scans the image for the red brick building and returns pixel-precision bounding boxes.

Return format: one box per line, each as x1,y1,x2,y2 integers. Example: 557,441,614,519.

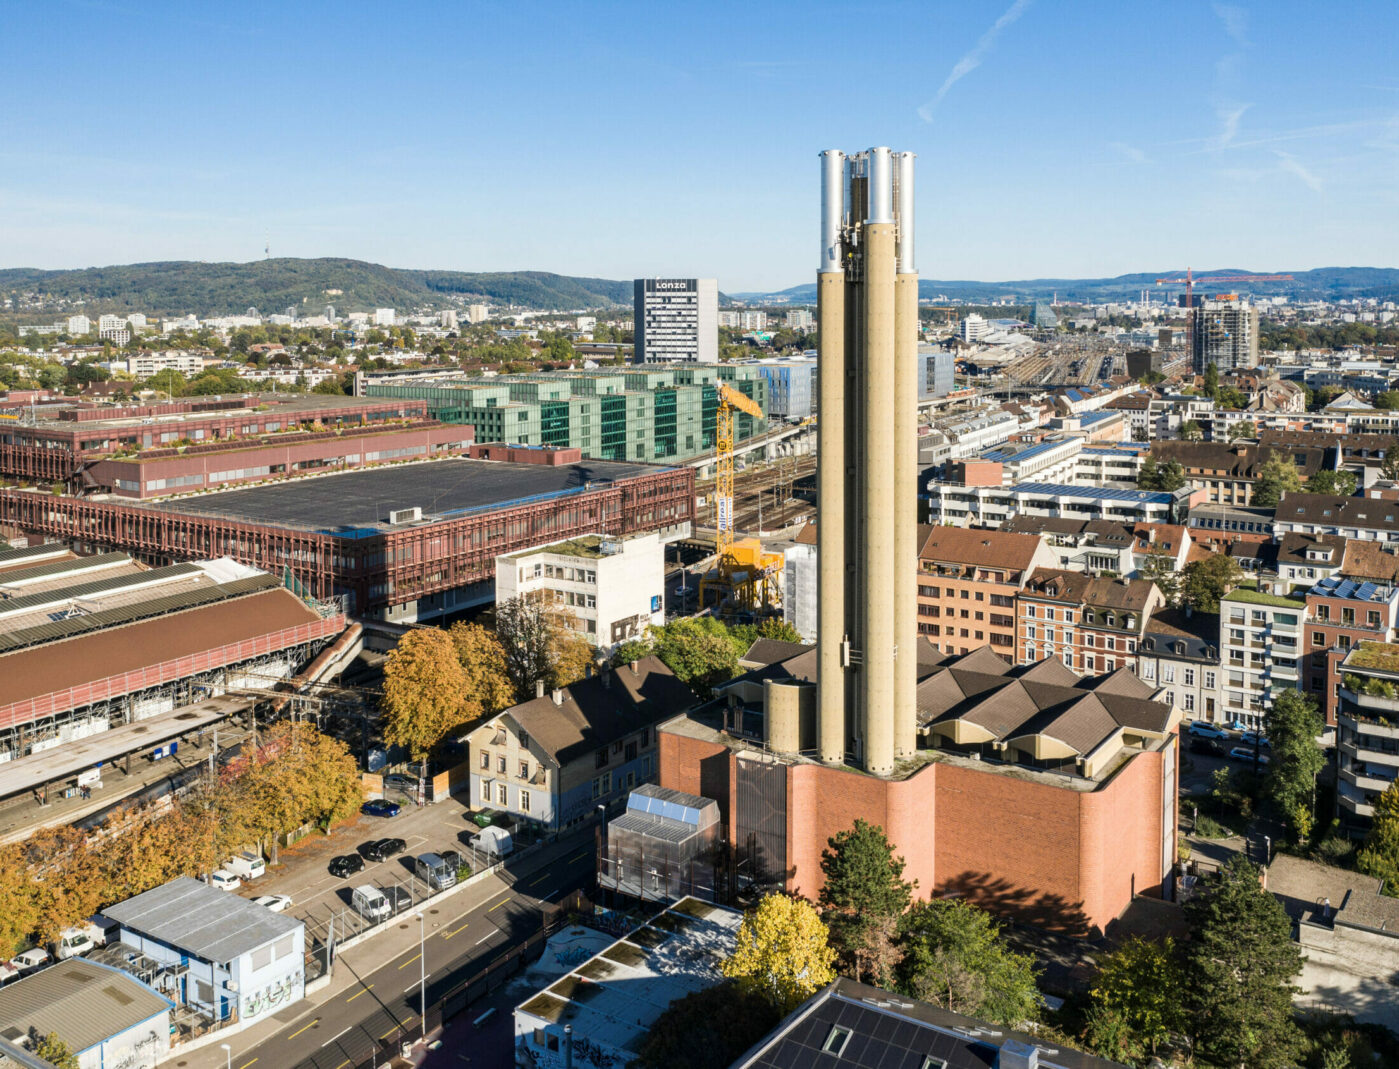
661,647,1179,936
1303,575,1399,724
1016,569,1163,673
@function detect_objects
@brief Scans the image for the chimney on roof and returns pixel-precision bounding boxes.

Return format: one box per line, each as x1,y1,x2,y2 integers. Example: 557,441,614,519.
600,665,611,689
629,660,639,674
535,679,545,699
551,688,565,706
996,1039,1039,1069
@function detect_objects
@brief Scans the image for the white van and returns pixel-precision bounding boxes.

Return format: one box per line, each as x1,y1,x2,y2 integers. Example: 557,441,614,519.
226,851,266,880
470,826,514,859
352,885,390,922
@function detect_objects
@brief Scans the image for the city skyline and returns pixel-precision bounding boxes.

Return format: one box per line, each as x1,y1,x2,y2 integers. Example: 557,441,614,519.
4,0,1398,290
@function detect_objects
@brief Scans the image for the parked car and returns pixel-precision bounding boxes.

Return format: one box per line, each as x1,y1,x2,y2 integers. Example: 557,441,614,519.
0,961,18,985
382,885,414,915
1240,732,1272,749
329,854,366,878
1228,746,1271,764
361,837,407,863
351,885,391,922
9,948,50,976
53,927,94,960
1188,722,1230,741
253,894,293,913
382,773,420,794
362,800,402,818
209,870,242,892
1190,737,1227,757
414,852,458,892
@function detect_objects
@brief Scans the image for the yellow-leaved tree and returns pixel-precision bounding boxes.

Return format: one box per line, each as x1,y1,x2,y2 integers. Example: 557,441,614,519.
721,893,836,1013
447,621,516,722
382,627,469,782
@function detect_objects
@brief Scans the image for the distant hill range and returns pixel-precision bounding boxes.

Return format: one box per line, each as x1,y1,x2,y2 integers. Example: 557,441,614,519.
737,267,1399,305
0,258,634,316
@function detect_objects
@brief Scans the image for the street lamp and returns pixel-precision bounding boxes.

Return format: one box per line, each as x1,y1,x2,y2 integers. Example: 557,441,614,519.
414,913,427,1042
219,1043,231,1069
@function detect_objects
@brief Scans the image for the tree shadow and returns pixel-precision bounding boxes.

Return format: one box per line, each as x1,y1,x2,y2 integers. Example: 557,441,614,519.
935,869,1093,937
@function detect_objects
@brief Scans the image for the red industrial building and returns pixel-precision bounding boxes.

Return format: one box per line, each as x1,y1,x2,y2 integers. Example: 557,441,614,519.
0,451,694,621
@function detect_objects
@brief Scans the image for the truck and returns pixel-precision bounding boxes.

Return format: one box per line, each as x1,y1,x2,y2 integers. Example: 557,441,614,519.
226,851,267,880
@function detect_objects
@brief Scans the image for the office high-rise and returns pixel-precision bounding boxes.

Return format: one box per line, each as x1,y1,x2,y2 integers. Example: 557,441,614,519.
816,147,919,776
1192,298,1259,373
633,278,718,363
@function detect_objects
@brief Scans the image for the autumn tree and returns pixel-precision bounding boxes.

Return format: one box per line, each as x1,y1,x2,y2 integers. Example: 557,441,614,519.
382,627,469,779
721,894,835,1013
447,621,515,719
1185,854,1304,1067
819,820,915,985
23,826,103,943
1253,452,1304,507
896,899,1040,1027
494,593,596,697
97,800,225,903
30,1031,78,1069
0,842,39,955
1381,441,1399,482
1087,936,1184,1058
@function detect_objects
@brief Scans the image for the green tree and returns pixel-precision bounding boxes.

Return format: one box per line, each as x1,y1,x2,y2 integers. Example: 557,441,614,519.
1217,385,1249,410
721,894,836,1013
1307,469,1358,496
896,899,1041,1027
1088,936,1183,1056
1156,458,1186,491
1357,781,1399,891
819,820,915,984
30,1031,78,1069
1179,555,1243,613
1263,690,1325,837
610,637,654,666
1202,362,1220,399
1375,390,1399,411
1381,440,1399,482
1138,549,1180,607
1253,453,1304,507
632,980,781,1069
755,617,802,643
1227,420,1257,441
1185,854,1304,1068
381,628,468,780
1180,419,1203,441
649,617,740,698
1136,455,1159,490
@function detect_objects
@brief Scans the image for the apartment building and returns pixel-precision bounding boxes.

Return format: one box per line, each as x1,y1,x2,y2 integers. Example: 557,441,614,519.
1148,441,1333,506
1335,642,1399,832
1274,492,1399,544
1219,589,1306,728
1303,575,1399,725
1017,569,1163,673
495,532,665,652
1136,610,1222,723
1075,443,1147,487
927,481,1199,528
948,437,1083,488
916,527,1058,656
1276,532,1347,591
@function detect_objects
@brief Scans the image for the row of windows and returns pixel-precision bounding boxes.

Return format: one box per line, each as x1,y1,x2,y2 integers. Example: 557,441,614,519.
479,750,532,780
480,780,531,811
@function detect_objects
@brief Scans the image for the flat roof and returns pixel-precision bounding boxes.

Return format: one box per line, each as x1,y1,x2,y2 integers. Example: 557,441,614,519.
1010,482,1177,503
0,959,172,1055
138,457,660,533
104,876,300,962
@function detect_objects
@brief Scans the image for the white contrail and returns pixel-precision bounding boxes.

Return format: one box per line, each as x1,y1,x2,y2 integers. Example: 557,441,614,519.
917,0,1033,123
1274,150,1323,193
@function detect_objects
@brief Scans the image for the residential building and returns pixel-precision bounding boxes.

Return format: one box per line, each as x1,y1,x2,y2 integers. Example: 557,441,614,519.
1340,540,1399,585
746,357,815,418
465,657,695,830
126,351,205,378
1075,443,1147,487
1276,532,1347,592
1136,609,1222,723
1219,588,1307,728
66,314,91,335
1187,504,1275,550
1106,392,1153,440
1304,575,1399,724
1274,492,1399,544
784,308,815,330
1004,517,1136,574
957,313,990,342
733,978,1124,1069
373,307,396,327
949,437,1083,488
633,278,718,364
1193,297,1260,373
1335,642,1399,831
919,346,955,400
98,314,126,333
660,646,1181,935
103,876,305,1027
927,481,1199,528
738,309,767,331
513,898,741,1064
1148,440,1333,506
1017,569,1162,672
467,304,489,324
0,959,173,1069
495,531,665,651
782,522,818,641
917,526,1057,656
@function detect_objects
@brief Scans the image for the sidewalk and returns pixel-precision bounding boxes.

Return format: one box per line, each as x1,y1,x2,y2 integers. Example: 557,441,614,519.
177,829,592,1069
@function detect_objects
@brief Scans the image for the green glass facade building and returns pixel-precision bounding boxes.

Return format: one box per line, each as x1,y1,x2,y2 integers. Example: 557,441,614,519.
364,366,767,463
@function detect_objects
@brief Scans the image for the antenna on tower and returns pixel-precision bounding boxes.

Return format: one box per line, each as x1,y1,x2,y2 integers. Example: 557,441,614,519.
264,233,270,259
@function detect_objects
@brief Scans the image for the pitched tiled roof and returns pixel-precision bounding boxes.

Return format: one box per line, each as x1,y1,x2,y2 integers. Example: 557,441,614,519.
917,526,1046,571
1341,540,1399,583
1276,531,1347,567
1278,492,1399,531
1021,569,1158,613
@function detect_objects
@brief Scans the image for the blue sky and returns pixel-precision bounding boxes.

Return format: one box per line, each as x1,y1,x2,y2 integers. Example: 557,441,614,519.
3,0,1397,291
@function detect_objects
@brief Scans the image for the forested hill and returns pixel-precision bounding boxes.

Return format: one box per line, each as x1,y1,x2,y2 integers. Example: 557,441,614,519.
0,259,633,315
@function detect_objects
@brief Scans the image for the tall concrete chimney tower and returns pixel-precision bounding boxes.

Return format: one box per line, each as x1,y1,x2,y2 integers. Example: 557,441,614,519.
816,147,919,776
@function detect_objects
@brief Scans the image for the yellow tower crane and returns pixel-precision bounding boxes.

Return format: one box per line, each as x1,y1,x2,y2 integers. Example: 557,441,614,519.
701,382,784,615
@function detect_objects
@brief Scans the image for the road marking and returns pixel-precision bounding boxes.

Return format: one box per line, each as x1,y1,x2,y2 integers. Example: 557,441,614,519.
380,1017,415,1039
398,953,421,970
488,896,510,912
567,849,589,863
346,984,374,1002
523,872,549,888
442,920,470,939
540,887,560,900
288,1019,319,1040
322,1027,352,1047
475,933,492,945
237,1060,258,1069
335,1062,351,1069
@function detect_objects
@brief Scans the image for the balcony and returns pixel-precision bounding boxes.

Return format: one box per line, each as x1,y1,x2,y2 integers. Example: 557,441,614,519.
1339,791,1376,819
1339,688,1399,726
1341,766,1396,794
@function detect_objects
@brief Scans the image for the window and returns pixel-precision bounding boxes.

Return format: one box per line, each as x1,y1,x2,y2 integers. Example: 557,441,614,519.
823,1027,852,1055
1162,663,1175,683
1184,668,1195,686
520,790,530,813
1370,611,1383,628
923,1058,949,1069
497,755,507,774
1086,656,1096,672
1312,632,1325,647
519,760,530,779
497,784,508,804
1184,693,1196,711
1205,671,1216,689
595,748,609,768
480,780,490,801
1141,661,1155,680
479,751,490,770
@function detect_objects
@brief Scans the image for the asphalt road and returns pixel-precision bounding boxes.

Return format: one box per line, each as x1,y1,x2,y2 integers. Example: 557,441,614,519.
217,839,596,1069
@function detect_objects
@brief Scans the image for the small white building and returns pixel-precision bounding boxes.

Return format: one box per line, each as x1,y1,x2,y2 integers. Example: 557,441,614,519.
103,876,305,1027
0,959,173,1069
127,351,206,378
496,532,664,651
373,307,396,327
782,526,817,642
